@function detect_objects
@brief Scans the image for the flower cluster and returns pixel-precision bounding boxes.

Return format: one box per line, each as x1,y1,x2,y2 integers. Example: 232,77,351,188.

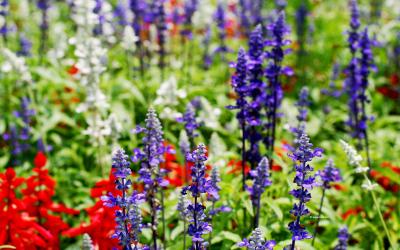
288,133,322,246
213,1,230,60
101,148,146,249
132,108,172,249
334,227,350,250
245,25,265,166
247,157,272,227
182,144,213,248
228,47,248,127
177,102,201,146
181,0,199,39
238,227,276,250
0,0,9,41
208,166,231,216
317,159,342,189
3,97,35,164
264,12,293,152
344,0,375,146
1,48,32,83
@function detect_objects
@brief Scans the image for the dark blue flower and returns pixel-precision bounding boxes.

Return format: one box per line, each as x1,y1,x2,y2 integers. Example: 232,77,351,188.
288,133,322,246
334,227,350,250
238,227,276,250
182,144,213,248
264,12,292,153
177,103,201,145
17,35,32,57
101,148,146,249
317,159,342,189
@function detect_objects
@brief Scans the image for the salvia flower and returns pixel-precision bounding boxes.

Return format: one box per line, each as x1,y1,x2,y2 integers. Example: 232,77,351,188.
181,0,198,39
238,227,276,250
317,159,342,189
295,1,308,55
334,227,350,250
1,48,32,83
344,0,362,142
213,1,230,60
247,157,271,227
292,87,310,137
177,103,201,145
182,144,213,248
17,35,32,57
288,133,322,247
0,0,9,41
101,148,146,249
208,166,231,216
228,47,249,126
132,108,172,249
246,25,265,166
264,12,293,152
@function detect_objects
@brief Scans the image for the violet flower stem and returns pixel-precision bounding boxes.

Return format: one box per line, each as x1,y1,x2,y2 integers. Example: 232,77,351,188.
241,123,247,234
122,178,133,250
208,202,215,248
291,162,306,250
241,123,246,190
183,219,187,250
193,195,199,250
161,188,166,248
311,188,326,246
149,191,158,250
254,195,261,228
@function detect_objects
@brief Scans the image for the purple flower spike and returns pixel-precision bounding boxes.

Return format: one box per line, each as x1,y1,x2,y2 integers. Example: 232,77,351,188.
334,227,350,250
182,144,213,249
238,227,276,250
317,159,342,189
264,12,292,153
288,133,321,249
101,148,147,249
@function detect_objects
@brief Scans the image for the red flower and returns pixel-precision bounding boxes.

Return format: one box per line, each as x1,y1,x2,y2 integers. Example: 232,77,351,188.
377,86,399,100
341,206,364,220
227,160,250,175
369,163,400,193
34,151,47,168
63,170,121,250
67,64,79,75
22,152,79,249
0,168,54,249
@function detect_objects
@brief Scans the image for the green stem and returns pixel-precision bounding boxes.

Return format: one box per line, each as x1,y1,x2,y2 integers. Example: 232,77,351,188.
366,174,395,249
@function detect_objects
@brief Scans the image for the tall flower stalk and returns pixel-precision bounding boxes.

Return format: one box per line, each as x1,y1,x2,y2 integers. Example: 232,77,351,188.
182,144,213,250
246,157,271,228
101,148,147,250
177,191,189,250
246,25,264,169
238,227,276,250
0,0,9,44
288,133,322,250
334,227,350,250
264,12,293,167
37,0,50,62
312,159,342,245
340,140,395,249
228,47,248,191
132,109,170,250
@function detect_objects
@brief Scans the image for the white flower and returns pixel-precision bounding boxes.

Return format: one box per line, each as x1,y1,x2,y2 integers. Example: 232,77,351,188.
340,140,365,170
1,48,32,83
155,76,186,106
362,180,378,191
121,26,139,52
